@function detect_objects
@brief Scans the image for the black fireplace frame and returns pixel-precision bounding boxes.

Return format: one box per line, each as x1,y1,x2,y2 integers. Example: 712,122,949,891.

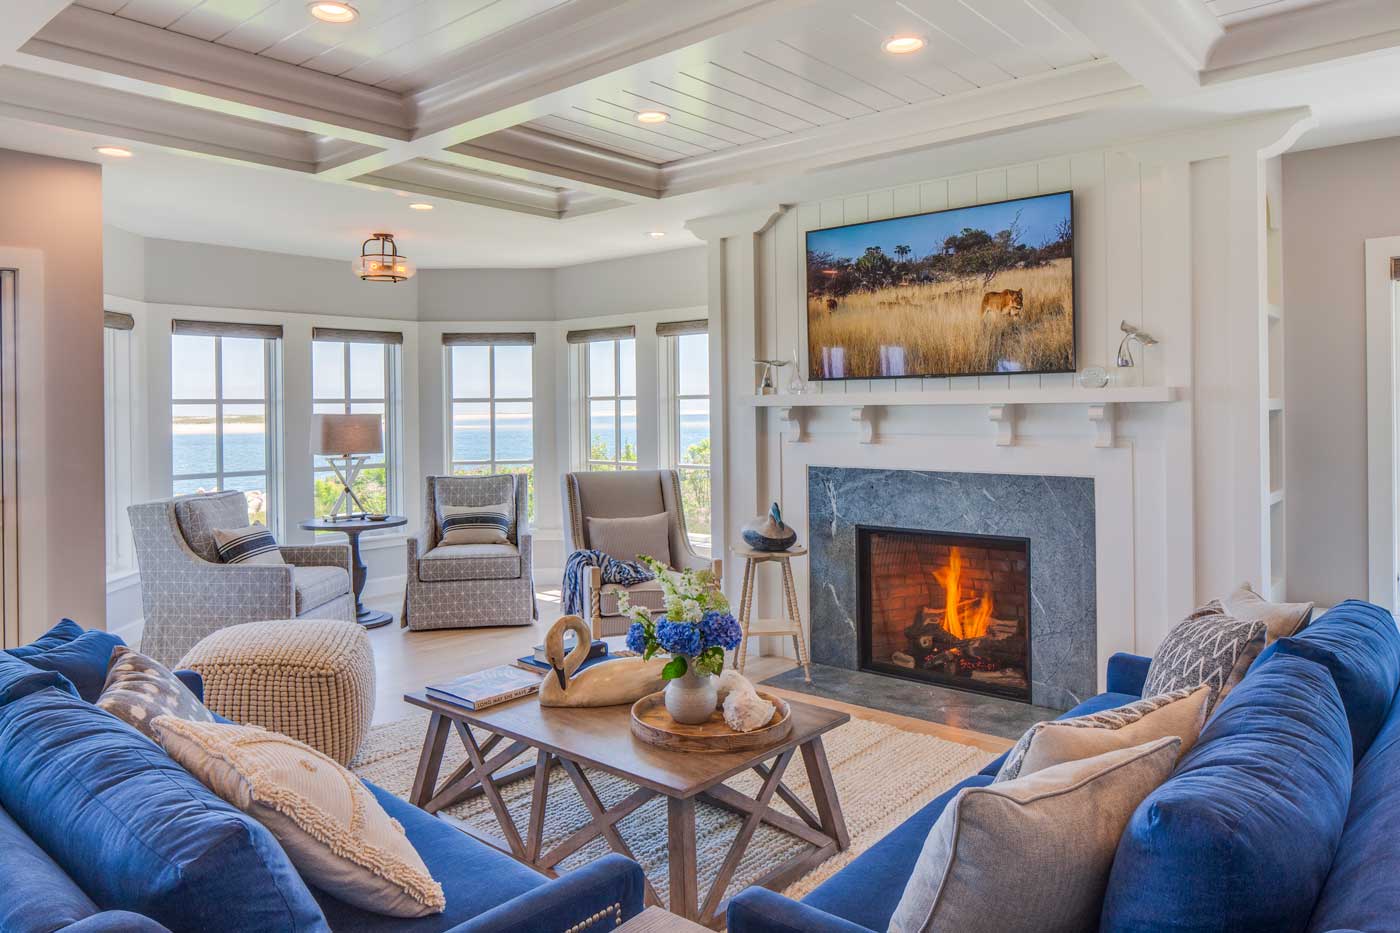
855,524,1033,703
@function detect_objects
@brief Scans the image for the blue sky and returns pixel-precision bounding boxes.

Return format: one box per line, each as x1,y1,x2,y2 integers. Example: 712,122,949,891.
807,191,1071,262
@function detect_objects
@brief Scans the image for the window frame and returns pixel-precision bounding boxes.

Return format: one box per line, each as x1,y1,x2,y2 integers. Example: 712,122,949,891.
170,333,281,531
311,337,399,518
661,330,711,554
583,337,638,472
445,341,536,516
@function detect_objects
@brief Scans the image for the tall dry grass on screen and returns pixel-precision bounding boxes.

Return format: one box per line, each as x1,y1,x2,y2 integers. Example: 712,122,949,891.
807,259,1074,379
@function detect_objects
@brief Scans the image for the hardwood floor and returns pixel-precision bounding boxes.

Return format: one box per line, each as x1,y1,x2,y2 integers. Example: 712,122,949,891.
362,586,1011,754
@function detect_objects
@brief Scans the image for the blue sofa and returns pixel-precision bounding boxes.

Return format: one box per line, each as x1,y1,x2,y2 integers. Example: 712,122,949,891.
729,600,1400,933
0,622,646,933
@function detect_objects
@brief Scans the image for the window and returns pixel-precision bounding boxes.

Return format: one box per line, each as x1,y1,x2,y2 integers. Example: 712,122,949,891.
446,335,535,519
584,337,637,471
312,329,400,519
661,322,711,554
171,321,281,527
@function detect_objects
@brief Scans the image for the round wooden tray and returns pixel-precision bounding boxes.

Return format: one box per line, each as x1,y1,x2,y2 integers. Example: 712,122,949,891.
630,690,792,753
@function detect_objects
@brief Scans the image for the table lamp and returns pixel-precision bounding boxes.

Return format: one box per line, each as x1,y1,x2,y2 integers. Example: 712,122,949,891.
312,413,383,520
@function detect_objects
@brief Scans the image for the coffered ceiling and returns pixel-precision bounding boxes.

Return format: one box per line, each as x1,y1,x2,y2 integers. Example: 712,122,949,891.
1,0,1399,265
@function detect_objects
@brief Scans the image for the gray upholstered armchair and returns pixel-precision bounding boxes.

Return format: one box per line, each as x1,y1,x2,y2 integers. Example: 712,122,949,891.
562,469,720,638
403,473,537,631
127,491,353,667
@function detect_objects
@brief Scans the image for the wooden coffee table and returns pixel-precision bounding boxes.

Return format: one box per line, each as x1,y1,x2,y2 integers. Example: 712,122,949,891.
404,690,851,929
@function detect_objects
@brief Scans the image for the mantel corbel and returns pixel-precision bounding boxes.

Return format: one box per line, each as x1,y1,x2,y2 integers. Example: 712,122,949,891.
777,406,806,444
988,403,1016,446
850,406,874,444
1088,402,1116,448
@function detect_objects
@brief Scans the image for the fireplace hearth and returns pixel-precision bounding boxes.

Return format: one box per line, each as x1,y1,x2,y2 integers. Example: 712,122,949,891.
857,526,1031,702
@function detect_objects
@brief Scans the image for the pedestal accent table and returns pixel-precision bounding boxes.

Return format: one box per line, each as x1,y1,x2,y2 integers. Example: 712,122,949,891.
299,515,407,629
734,544,812,684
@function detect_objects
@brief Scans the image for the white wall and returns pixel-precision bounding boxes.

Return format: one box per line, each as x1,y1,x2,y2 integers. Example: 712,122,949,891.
553,247,707,320
1282,137,1400,606
417,268,554,321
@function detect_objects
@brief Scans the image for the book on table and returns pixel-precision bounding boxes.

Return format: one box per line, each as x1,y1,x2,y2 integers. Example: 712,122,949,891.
532,638,607,664
513,652,618,676
427,665,541,710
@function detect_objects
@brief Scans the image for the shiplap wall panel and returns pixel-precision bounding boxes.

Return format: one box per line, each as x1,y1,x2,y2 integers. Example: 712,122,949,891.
1106,151,1145,390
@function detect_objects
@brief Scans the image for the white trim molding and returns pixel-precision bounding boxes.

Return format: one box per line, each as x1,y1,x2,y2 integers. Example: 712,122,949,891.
1365,235,1400,611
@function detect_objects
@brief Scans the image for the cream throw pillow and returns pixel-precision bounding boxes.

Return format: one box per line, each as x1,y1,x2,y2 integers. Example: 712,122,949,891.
890,737,1181,933
437,502,511,546
1222,581,1313,644
586,512,671,564
152,717,445,918
996,685,1210,782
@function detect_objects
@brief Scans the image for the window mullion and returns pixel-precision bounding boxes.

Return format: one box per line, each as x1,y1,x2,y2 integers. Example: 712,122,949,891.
213,337,225,489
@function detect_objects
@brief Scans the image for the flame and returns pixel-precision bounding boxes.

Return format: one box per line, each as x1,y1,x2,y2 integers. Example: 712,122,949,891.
932,547,994,640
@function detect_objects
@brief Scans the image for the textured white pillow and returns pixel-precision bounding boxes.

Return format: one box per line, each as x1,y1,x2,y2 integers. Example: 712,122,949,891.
891,737,1181,933
152,717,444,918
586,512,671,564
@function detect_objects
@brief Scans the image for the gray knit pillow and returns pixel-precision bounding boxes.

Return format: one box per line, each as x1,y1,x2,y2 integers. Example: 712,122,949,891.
1142,600,1265,715
97,645,215,741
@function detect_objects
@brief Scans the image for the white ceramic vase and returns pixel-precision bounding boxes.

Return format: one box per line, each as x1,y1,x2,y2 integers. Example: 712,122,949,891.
664,659,718,724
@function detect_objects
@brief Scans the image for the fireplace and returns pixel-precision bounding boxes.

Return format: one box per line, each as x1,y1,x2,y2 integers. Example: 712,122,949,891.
857,525,1032,702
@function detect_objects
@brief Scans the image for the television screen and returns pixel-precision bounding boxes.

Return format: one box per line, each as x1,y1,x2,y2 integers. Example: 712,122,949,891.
805,190,1074,380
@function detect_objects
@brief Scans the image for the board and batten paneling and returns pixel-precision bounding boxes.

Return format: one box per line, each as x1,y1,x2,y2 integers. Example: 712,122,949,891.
767,150,1156,401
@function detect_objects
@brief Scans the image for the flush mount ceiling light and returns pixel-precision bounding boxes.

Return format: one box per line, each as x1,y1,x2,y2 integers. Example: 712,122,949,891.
635,110,669,124
355,232,414,283
882,34,926,54
408,202,433,211
648,231,666,239
93,145,133,158
308,2,358,23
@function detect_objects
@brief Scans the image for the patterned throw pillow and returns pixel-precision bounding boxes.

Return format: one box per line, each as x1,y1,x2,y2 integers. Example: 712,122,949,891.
438,502,511,546
211,523,284,566
1143,600,1265,714
97,645,215,740
995,685,1209,782
153,717,445,919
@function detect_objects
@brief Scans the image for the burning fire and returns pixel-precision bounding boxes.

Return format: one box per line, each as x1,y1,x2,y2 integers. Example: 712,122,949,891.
932,547,994,640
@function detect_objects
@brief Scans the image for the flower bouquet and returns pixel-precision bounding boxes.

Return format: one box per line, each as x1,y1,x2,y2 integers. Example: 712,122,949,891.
620,555,742,724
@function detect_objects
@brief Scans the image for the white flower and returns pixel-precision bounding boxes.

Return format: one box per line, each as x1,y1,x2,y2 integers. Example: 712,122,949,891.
681,599,702,621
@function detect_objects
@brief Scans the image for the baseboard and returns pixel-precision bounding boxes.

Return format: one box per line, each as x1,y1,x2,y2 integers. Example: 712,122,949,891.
362,573,407,602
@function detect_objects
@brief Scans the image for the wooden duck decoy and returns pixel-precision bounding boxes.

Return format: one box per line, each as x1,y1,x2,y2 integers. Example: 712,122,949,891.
537,615,668,708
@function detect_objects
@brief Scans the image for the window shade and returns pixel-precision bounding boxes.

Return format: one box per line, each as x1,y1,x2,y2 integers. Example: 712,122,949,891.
441,332,537,346
312,326,403,345
655,319,707,337
564,325,635,344
172,319,283,340
103,311,135,331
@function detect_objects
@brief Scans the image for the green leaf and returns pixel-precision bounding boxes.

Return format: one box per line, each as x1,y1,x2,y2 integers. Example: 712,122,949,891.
661,656,688,680
693,646,725,677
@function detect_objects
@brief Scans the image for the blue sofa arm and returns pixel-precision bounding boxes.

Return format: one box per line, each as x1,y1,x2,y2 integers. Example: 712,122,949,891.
447,854,645,933
64,911,172,932
1107,652,1151,697
728,887,876,933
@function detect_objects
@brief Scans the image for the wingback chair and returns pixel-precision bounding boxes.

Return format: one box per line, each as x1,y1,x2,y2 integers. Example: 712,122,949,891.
562,469,720,637
403,473,537,631
127,491,354,667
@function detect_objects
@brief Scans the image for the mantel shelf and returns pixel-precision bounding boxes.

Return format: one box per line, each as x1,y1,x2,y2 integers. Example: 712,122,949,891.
748,385,1186,408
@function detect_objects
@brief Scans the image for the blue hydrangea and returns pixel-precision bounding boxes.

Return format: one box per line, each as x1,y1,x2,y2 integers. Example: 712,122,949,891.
625,621,648,656
699,611,743,650
655,619,703,657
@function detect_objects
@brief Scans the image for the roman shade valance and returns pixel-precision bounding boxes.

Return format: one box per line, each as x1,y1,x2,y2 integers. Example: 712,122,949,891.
104,311,135,331
564,325,635,344
312,327,403,345
441,332,537,346
655,319,707,337
172,319,283,340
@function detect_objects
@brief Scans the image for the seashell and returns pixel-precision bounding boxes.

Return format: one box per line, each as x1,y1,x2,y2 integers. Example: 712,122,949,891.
723,683,776,732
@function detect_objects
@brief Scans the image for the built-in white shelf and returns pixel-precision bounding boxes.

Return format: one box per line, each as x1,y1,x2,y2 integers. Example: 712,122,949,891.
750,386,1187,447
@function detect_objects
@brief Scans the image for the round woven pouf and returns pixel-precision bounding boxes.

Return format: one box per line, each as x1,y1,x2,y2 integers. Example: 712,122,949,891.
179,619,375,765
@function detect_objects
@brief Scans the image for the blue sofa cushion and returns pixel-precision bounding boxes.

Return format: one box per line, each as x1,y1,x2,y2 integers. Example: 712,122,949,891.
1101,654,1353,933
16,628,124,703
979,692,1139,777
1256,599,1400,762
5,618,84,658
799,774,993,931
1307,694,1400,932
0,801,100,933
0,651,77,706
0,688,327,933
310,781,545,932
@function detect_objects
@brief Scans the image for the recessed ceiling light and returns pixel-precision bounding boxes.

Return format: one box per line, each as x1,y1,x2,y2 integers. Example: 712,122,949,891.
648,231,666,239
308,2,358,24
93,145,133,158
408,202,434,211
635,110,669,124
882,34,926,54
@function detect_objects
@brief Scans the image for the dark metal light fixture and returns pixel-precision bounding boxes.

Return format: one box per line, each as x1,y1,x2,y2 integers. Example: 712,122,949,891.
355,232,414,283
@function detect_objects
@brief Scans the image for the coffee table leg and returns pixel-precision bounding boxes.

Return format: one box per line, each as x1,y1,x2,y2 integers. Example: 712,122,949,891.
801,736,850,850
458,722,527,858
410,712,450,808
526,751,552,862
667,796,699,921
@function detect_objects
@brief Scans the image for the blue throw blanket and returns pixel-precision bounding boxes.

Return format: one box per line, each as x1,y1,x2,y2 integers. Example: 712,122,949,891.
563,549,654,616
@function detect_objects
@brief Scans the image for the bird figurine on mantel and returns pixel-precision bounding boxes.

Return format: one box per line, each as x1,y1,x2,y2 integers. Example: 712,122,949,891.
537,615,668,708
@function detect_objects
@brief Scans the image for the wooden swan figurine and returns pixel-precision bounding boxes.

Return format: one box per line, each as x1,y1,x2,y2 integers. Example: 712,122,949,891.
537,615,667,708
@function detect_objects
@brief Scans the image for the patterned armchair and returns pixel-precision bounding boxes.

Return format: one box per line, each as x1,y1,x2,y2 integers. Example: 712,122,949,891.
127,491,354,667
403,474,537,631
562,469,720,638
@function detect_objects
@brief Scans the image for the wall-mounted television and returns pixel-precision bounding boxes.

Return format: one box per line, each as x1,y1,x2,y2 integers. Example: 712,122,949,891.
805,190,1074,380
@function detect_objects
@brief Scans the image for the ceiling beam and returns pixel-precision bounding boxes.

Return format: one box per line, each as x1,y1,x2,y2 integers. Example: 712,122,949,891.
1204,0,1400,82
1045,0,1222,97
0,0,69,57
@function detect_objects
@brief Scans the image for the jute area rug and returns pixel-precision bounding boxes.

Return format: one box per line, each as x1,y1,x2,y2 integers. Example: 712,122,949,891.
351,707,994,910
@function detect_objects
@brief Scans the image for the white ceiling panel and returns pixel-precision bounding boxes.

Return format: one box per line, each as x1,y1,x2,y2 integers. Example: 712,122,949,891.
1206,0,1334,25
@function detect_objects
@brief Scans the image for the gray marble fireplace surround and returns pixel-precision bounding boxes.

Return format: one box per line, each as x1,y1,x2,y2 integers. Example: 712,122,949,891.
805,465,1097,711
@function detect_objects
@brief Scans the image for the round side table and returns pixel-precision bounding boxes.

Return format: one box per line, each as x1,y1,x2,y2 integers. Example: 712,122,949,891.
299,515,407,629
734,544,812,684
